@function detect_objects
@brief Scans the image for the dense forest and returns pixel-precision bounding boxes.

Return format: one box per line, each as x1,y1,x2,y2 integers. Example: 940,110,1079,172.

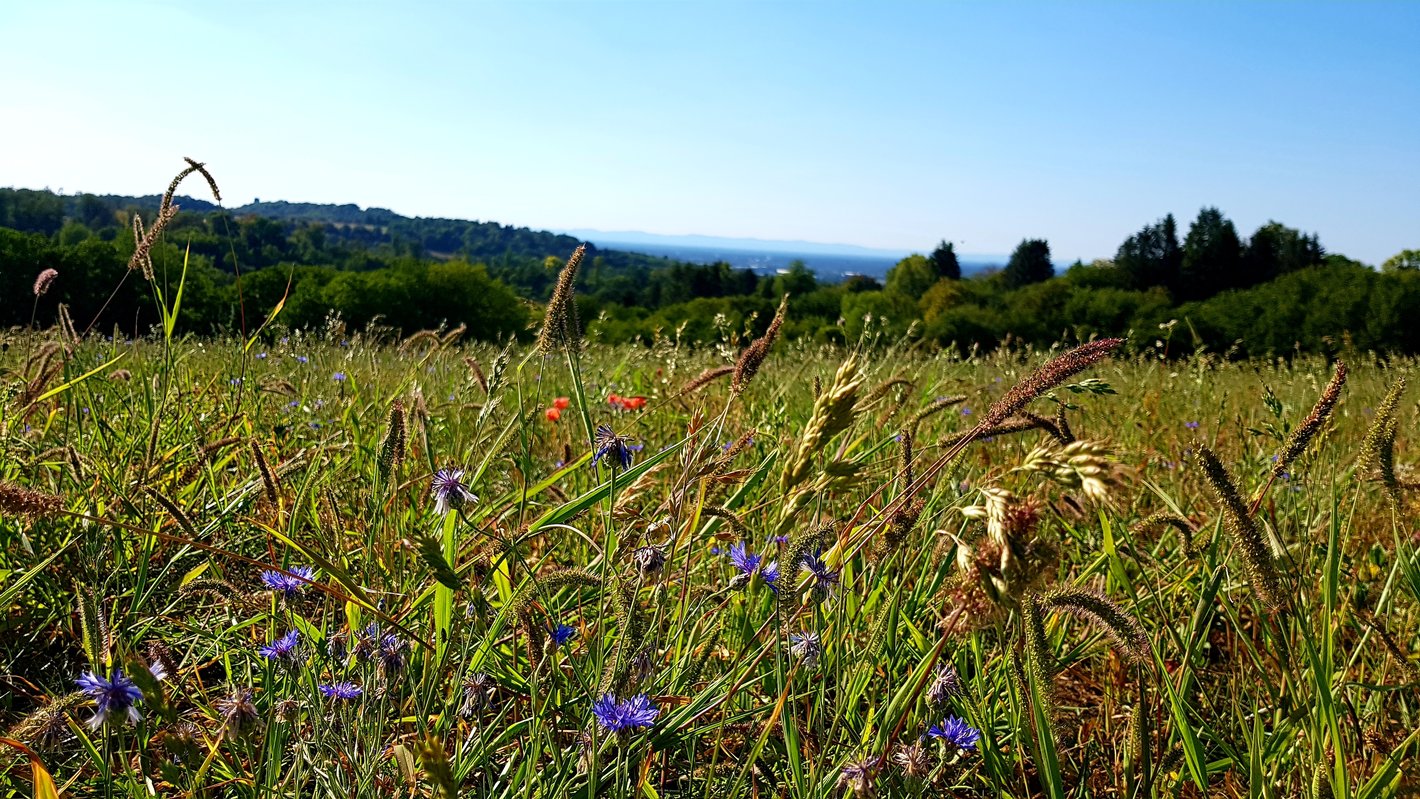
2,186,1418,356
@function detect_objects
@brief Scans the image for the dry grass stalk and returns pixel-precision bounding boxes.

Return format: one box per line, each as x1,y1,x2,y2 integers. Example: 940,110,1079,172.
907,394,967,431
144,486,199,538
439,323,467,346
400,330,442,353
731,295,788,395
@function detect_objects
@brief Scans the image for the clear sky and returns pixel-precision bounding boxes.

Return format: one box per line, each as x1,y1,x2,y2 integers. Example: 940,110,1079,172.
2,1,1416,264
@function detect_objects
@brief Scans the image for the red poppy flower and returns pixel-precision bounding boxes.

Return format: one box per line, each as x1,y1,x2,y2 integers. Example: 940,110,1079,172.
553,397,570,410
545,407,561,422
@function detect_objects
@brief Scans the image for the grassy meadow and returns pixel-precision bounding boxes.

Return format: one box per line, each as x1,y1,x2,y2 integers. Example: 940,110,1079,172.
2,299,1418,797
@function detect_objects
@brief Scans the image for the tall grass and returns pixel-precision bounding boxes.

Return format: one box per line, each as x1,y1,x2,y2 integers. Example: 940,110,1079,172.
1,165,1417,799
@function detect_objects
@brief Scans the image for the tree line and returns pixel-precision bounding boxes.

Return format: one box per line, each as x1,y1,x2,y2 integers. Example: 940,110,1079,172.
0,187,1417,356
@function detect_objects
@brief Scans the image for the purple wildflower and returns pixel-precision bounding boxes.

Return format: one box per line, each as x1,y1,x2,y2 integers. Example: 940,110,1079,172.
259,630,302,664
726,542,777,591
593,425,635,471
927,714,981,752
333,372,346,382
1185,420,1200,430
591,693,659,735
927,663,963,706
260,566,314,598
800,551,839,603
76,669,144,729
431,468,477,515
789,631,821,668
318,682,363,700
550,623,577,648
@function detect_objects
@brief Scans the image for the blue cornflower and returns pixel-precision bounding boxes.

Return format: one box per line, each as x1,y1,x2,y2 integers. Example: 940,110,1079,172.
789,631,821,668
319,681,363,700
295,356,308,364
260,630,302,664
593,425,635,471
261,566,315,598
431,468,478,515
550,623,577,648
378,632,407,674
927,663,963,706
1185,420,1200,430
927,714,981,752
333,372,346,383
726,542,777,591
352,623,382,663
591,693,659,736
255,352,268,360
800,551,839,603
839,756,879,797
76,669,144,729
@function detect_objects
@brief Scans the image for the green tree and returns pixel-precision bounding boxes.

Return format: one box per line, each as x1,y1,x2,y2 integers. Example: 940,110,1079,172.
1243,221,1324,286
1001,239,1053,289
884,254,936,298
929,240,961,281
1382,249,1420,272
1179,207,1243,301
1114,214,1182,291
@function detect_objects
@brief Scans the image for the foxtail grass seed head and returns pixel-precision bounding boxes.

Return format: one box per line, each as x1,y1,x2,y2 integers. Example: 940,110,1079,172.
1132,511,1196,555
536,244,586,355
731,294,788,395
681,364,734,395
1272,360,1346,478
1360,377,1406,511
983,338,1124,429
32,268,58,297
378,400,407,481
1197,445,1287,609
0,481,63,519
1043,588,1150,665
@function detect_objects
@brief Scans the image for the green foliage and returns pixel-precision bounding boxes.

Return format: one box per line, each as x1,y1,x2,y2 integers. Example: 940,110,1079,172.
1382,248,1420,272
884,253,937,298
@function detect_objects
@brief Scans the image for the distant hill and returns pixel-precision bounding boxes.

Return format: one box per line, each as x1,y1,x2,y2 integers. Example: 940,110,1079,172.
2,187,989,282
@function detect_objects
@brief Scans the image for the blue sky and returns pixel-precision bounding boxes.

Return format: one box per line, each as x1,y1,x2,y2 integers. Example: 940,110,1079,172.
1,1,1416,264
